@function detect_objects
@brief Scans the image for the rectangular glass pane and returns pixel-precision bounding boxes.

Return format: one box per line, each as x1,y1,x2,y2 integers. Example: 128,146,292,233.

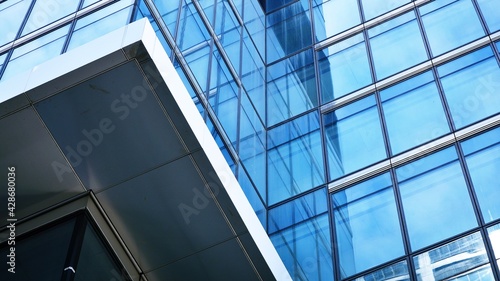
268,112,325,204
487,223,500,269
462,127,500,223
153,0,180,36
354,260,410,281
368,11,427,80
177,0,211,52
333,173,404,278
361,0,410,20
266,0,312,62
267,49,317,126
319,33,372,103
420,0,485,56
438,46,500,129
270,214,334,281
269,188,328,234
413,232,493,281
324,95,387,181
241,29,265,121
0,0,31,47
397,147,477,250
67,4,133,51
22,0,79,36
477,0,500,33
2,24,70,81
313,0,361,42
380,71,449,155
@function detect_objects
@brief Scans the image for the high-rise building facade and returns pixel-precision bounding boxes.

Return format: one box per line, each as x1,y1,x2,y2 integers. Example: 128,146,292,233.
1,0,500,280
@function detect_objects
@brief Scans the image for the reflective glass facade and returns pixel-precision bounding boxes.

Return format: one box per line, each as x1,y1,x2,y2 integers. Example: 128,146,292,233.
1,0,500,280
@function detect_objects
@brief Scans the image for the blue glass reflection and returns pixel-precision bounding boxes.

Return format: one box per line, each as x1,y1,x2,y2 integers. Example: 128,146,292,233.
420,0,485,56
3,25,70,81
333,173,404,278
413,232,493,281
361,0,409,20
214,0,241,74
487,224,500,269
241,29,266,121
177,0,211,52
21,0,79,36
461,127,500,223
477,0,500,33
355,260,410,281
319,33,372,103
266,0,312,62
267,49,317,126
238,167,266,229
324,95,387,181
313,0,361,42
243,0,265,61
438,46,500,129
396,147,477,250
239,91,266,200
153,0,180,37
67,2,133,51
183,45,210,93
369,11,427,80
0,0,31,47
269,188,328,234
268,112,324,204
270,214,333,281
380,71,449,155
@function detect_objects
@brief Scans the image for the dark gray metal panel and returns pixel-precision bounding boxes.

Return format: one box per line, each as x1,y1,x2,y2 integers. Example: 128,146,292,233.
145,238,262,281
96,155,236,272
35,61,189,192
0,107,85,226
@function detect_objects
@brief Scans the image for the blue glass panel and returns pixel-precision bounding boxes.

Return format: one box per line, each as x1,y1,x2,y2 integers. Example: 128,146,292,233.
243,0,265,61
241,28,265,121
319,33,372,103
369,11,427,80
267,49,317,126
67,3,133,51
2,24,70,81
396,147,477,250
214,0,241,74
208,50,239,147
356,260,410,281
487,224,500,269
174,62,197,99
177,0,211,52
183,44,211,93
413,232,493,281
477,0,500,32
438,46,500,129
361,0,409,20
266,0,312,62
238,167,266,229
420,0,485,56
269,188,328,234
134,1,171,57
239,91,266,201
312,0,361,42
333,173,404,278
21,0,79,36
266,0,296,12
461,127,500,223
324,95,387,180
268,112,324,204
0,0,31,47
381,71,450,155
153,0,180,37
198,0,216,27
270,214,333,281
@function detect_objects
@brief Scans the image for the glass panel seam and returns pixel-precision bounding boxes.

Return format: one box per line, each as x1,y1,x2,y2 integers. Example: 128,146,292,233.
328,113,500,192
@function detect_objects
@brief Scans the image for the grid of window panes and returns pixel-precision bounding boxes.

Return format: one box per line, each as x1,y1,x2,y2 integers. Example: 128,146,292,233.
2,1,500,281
